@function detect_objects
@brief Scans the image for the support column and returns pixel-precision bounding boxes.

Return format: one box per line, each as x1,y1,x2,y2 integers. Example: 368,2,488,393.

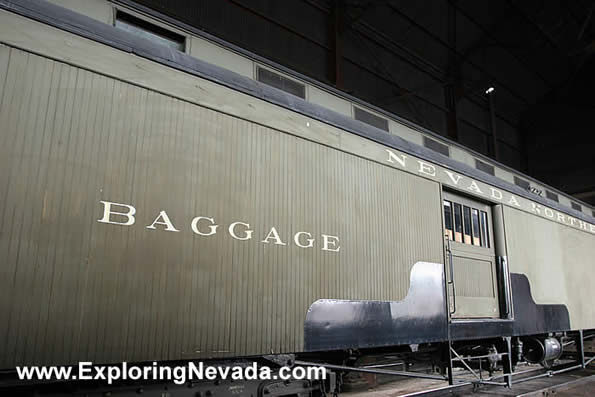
445,0,459,141
488,90,500,161
502,337,513,388
576,330,585,368
328,0,345,89
446,341,454,385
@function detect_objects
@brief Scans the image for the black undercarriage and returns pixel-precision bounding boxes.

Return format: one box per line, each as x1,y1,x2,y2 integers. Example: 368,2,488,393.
2,330,593,397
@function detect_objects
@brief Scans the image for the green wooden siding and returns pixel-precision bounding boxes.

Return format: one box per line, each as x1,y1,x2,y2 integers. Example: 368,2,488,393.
0,44,444,367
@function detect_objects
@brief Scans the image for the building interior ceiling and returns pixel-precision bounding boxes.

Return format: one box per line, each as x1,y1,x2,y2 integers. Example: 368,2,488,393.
132,0,595,206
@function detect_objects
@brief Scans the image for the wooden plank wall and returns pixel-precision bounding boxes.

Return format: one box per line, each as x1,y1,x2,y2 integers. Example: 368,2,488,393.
0,44,444,367
505,206,595,330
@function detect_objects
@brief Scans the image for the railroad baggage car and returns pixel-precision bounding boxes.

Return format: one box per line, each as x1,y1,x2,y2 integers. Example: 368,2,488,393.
0,0,594,395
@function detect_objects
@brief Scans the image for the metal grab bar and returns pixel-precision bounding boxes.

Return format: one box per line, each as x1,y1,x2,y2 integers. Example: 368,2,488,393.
446,237,457,315
498,255,512,318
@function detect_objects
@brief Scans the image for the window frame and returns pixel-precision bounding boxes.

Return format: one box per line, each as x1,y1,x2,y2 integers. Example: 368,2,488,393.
462,205,472,245
480,210,490,248
453,202,463,243
471,208,481,246
444,200,454,241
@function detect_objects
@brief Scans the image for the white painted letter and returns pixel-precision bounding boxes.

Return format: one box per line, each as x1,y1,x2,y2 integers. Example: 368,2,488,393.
322,234,340,252
228,222,253,240
261,227,287,246
294,232,315,248
146,210,179,232
530,203,541,214
444,170,462,185
557,212,566,223
191,216,218,236
544,208,554,218
417,161,436,177
508,195,521,207
467,180,483,194
98,201,136,226
386,149,407,167
490,188,503,200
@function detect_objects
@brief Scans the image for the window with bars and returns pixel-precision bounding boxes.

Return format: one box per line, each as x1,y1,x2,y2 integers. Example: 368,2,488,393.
443,196,491,248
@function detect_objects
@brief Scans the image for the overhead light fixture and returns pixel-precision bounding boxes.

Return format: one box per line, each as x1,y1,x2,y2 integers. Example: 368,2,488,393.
485,87,495,94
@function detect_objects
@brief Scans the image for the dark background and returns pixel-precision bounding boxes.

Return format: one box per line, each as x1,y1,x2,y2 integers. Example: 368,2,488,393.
132,0,595,206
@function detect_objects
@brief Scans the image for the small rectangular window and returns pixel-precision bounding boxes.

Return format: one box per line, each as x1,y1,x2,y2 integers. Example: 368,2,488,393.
424,137,450,157
592,210,595,217
354,107,389,131
546,190,559,202
463,206,472,245
256,66,306,99
471,209,481,246
444,200,453,240
514,176,530,190
453,203,463,243
475,159,495,176
571,202,582,211
480,210,490,248
115,11,185,51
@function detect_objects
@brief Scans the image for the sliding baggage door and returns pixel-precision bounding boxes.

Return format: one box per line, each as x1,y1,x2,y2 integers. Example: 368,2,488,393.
443,192,500,318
